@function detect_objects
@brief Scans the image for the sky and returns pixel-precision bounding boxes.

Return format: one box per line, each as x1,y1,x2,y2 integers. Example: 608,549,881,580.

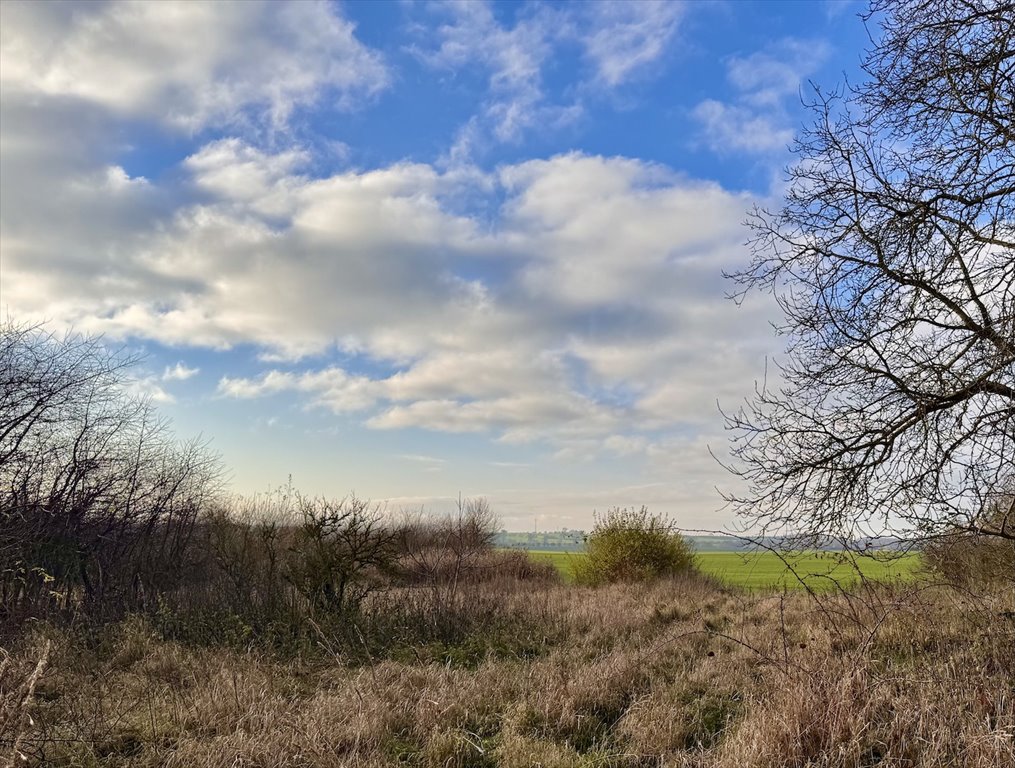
0,0,873,531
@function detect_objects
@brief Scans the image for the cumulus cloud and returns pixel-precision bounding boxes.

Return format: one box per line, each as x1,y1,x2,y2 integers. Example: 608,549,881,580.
4,118,774,461
0,0,394,358
86,149,767,459
0,0,389,131
163,362,200,381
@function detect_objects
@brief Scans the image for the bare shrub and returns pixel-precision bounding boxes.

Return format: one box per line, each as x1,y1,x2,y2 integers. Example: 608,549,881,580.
919,484,1014,587
394,499,502,622
396,497,498,578
150,490,400,652
925,535,1015,587
334,498,561,655
284,494,399,616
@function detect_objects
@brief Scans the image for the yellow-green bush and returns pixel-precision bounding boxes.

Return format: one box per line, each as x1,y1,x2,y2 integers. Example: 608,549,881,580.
574,506,695,585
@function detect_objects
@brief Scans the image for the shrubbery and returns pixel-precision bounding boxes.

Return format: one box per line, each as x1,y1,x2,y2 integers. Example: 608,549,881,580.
922,491,1015,587
147,494,561,658
0,321,221,626
575,506,695,585
0,321,561,660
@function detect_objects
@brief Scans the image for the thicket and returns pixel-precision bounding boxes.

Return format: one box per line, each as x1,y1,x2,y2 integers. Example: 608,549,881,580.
0,321,557,662
575,506,695,586
923,488,1015,587
0,322,221,626
156,492,558,660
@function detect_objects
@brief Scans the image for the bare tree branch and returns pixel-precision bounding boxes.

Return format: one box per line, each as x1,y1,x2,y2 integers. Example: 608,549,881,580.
723,0,1015,545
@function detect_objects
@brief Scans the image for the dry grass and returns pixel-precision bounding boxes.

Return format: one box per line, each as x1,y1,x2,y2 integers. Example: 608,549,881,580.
1,640,50,768
3,576,1013,767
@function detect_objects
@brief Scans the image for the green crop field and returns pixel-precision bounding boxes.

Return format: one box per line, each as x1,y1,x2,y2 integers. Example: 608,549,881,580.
524,549,922,590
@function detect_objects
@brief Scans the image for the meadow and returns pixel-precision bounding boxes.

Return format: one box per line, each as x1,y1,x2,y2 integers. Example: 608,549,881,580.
4,571,1012,767
3,504,1012,768
524,550,922,590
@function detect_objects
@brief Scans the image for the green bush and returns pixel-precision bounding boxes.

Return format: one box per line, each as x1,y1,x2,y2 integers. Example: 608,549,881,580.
574,506,695,586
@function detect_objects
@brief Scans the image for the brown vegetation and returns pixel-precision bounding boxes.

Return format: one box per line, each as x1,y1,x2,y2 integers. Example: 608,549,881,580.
3,321,1013,767
2,574,1012,767
923,489,1015,588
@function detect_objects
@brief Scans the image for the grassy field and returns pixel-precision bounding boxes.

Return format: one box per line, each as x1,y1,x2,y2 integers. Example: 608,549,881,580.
525,549,922,589
6,575,1012,767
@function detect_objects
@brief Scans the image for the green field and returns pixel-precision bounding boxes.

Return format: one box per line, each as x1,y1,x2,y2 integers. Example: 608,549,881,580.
525,549,922,590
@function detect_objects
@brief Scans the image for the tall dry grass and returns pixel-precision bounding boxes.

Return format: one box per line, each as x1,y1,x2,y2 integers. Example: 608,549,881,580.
0,640,50,768
3,574,1012,767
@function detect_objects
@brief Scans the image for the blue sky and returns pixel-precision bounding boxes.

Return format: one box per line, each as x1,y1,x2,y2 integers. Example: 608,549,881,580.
0,0,871,530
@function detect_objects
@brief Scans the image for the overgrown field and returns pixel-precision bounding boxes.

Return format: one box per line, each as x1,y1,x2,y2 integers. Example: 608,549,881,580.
3,314,1013,767
3,575,1013,767
525,550,922,590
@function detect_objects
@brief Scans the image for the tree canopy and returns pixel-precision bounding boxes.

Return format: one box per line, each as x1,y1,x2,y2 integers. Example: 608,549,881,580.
725,0,1014,543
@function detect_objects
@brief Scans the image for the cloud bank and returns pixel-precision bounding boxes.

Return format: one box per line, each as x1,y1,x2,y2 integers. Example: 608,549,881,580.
0,0,814,526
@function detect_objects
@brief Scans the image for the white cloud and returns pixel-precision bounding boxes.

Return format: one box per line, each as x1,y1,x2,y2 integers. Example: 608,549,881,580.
692,38,831,155
368,392,615,437
185,139,310,216
3,123,776,469
0,1,393,357
218,368,375,413
414,0,684,159
416,1,569,153
1,142,494,358
127,378,175,405
726,40,830,105
0,0,389,131
162,362,200,381
108,148,772,458
692,100,795,154
382,348,566,402
579,1,684,87
128,362,203,403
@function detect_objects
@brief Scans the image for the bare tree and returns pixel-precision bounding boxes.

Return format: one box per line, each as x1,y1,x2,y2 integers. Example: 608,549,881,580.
724,1,1014,544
